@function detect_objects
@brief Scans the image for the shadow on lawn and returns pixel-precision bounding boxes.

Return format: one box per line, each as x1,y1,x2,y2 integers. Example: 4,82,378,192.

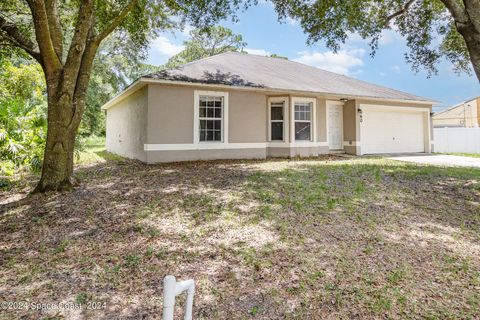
1,156,480,319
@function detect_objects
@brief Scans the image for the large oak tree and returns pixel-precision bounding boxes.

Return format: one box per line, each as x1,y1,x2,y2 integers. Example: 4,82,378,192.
0,0,245,192
272,0,480,81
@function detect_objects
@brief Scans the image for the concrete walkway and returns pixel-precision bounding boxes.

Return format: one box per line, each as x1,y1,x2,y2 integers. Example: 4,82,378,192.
388,154,480,168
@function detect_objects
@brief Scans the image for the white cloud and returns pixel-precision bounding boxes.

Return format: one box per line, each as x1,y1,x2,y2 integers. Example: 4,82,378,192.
379,72,387,77
180,24,194,37
244,48,271,56
151,36,184,56
257,0,274,7
390,65,401,73
347,29,399,46
294,48,365,75
378,30,397,45
285,17,299,26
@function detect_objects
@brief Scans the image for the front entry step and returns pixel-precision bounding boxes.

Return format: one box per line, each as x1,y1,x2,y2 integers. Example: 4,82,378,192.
329,149,346,154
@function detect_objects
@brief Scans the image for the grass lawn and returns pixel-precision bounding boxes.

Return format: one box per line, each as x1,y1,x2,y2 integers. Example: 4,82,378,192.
1,141,480,319
442,153,480,159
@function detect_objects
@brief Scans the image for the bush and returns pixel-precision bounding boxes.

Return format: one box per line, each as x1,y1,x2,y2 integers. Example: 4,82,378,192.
0,61,47,175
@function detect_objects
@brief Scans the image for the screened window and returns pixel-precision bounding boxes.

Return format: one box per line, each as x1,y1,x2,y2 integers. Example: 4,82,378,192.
270,102,284,141
199,96,223,142
294,102,312,141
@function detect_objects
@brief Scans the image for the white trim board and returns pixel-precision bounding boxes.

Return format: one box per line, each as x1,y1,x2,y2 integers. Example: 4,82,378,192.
144,142,329,151
359,104,430,113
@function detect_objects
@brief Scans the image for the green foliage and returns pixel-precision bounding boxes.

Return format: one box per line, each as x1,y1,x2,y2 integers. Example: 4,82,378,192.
80,34,161,137
269,53,288,60
165,26,246,68
0,60,47,175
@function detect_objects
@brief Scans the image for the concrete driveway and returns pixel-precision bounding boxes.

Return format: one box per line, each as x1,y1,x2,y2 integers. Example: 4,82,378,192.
387,154,480,168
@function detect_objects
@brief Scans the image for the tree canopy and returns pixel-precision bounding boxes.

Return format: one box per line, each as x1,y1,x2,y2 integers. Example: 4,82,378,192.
0,0,251,191
165,26,246,68
271,0,480,81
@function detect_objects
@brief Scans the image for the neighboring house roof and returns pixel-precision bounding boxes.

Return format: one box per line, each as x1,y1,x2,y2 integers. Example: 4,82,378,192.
433,96,480,116
102,52,436,110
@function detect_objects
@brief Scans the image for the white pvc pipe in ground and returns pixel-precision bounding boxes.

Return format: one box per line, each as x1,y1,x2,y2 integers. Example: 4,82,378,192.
163,275,195,320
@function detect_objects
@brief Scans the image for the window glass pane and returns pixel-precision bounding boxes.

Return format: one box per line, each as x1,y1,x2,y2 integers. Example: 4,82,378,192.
305,104,311,120
295,122,311,140
206,130,213,141
214,130,221,141
199,95,223,142
294,103,311,121
214,107,222,118
271,122,283,140
206,107,214,118
271,106,283,120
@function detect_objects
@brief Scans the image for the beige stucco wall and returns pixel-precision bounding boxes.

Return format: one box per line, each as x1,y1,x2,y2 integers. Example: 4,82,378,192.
146,84,267,144
147,148,266,163
317,98,327,142
105,86,147,161
433,98,479,128
147,84,194,144
343,100,357,142
228,91,267,143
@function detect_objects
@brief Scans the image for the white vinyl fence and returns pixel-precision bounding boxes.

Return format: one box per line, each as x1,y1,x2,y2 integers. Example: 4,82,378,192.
434,127,480,153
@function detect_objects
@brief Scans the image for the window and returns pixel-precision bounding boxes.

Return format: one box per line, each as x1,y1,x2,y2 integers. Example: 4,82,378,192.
270,102,284,141
199,96,223,142
294,102,312,141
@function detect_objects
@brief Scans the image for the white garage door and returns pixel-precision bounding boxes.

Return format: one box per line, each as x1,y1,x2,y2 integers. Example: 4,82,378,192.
361,108,426,154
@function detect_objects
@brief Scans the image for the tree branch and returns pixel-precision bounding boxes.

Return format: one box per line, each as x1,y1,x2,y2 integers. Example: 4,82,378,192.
0,15,41,61
385,0,416,24
94,0,140,42
61,0,95,95
26,0,62,73
440,0,467,22
69,31,100,132
45,0,63,61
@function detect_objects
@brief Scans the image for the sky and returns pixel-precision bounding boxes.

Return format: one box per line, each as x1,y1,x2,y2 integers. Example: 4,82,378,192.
147,3,479,112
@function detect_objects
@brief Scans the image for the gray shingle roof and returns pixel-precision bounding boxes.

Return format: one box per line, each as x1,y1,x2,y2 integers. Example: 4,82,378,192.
144,52,432,102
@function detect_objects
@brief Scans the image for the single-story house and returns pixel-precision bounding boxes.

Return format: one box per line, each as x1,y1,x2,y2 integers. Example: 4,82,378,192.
102,52,435,163
433,96,480,128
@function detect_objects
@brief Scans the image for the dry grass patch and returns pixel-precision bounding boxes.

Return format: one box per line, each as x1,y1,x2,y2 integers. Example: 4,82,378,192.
1,154,480,319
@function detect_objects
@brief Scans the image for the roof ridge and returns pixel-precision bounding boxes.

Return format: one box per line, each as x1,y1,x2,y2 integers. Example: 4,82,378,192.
204,52,429,101
435,96,479,114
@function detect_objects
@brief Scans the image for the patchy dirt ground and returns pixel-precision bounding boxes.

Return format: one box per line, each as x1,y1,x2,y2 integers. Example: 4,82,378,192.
1,156,479,319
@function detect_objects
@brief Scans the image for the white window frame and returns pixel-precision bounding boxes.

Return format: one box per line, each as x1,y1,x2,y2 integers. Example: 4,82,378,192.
291,97,317,142
267,97,288,142
194,90,229,144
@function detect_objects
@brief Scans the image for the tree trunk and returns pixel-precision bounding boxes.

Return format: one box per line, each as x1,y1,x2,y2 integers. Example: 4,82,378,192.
33,82,84,193
447,0,480,82
457,20,480,82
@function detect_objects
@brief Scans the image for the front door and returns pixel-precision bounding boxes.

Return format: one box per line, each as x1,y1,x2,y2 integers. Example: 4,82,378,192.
328,102,343,150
